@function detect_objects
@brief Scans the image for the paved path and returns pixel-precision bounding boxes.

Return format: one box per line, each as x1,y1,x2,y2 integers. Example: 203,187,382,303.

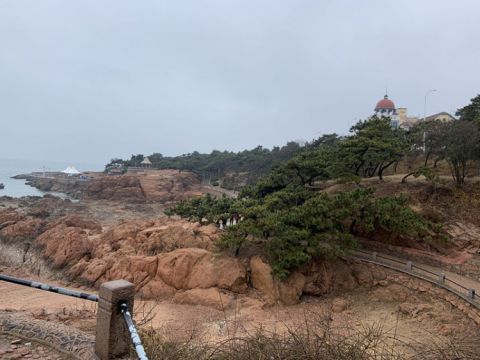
202,184,238,198
354,249,480,309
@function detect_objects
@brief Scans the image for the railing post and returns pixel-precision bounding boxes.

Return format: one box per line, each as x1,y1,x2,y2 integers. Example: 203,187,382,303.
469,288,476,299
406,261,412,271
95,280,135,360
438,273,446,283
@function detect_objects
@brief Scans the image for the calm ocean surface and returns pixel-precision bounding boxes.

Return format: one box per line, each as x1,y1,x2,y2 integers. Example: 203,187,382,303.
0,158,103,198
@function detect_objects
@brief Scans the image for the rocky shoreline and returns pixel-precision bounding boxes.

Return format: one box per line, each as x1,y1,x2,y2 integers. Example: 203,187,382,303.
15,169,204,203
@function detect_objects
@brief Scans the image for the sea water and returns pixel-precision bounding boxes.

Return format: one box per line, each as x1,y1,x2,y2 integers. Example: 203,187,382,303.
0,158,103,198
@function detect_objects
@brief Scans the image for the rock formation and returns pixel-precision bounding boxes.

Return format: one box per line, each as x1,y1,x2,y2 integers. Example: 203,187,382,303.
0,205,375,308
23,170,203,203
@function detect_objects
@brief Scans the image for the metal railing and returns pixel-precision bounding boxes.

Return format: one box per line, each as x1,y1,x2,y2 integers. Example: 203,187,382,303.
0,274,99,301
120,303,148,360
0,273,148,359
353,249,480,309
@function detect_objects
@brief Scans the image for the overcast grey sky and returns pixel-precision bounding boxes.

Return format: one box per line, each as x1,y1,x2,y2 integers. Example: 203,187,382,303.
0,1,479,164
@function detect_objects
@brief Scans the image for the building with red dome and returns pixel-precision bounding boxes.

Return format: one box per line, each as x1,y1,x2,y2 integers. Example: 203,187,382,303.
372,93,455,130
374,94,400,128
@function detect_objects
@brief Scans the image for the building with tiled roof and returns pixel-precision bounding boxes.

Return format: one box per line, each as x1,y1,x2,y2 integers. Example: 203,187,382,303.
372,94,455,130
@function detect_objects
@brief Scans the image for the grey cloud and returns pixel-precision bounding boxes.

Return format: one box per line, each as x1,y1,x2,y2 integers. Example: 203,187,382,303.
0,0,479,164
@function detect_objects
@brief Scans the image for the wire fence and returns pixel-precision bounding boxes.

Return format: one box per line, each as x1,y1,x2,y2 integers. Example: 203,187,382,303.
353,249,480,310
0,273,148,360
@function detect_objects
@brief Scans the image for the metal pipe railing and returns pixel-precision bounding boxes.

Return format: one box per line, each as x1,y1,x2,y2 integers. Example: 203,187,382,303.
119,302,149,360
0,273,98,302
0,274,149,359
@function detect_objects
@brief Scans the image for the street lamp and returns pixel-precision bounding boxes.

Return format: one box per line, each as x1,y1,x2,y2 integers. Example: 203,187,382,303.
423,89,437,122
422,89,437,153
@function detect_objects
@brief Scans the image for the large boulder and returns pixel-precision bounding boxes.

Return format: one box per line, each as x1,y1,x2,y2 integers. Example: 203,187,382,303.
135,220,218,254
250,256,305,305
302,260,358,296
0,218,45,243
250,256,277,303
250,256,366,305
186,253,247,292
35,225,90,269
0,209,25,226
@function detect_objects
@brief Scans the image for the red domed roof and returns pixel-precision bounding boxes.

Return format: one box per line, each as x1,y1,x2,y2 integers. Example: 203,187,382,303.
375,95,395,111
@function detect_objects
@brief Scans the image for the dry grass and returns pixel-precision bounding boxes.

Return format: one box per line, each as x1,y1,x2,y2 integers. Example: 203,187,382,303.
138,312,480,360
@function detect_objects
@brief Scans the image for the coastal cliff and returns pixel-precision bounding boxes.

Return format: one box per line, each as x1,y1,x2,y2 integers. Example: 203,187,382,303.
18,169,203,203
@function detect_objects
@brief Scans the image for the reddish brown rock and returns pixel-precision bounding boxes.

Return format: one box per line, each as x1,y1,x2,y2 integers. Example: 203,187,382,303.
0,219,44,243
172,288,234,310
48,215,102,233
332,297,349,313
250,256,305,305
135,220,217,254
35,225,90,269
0,209,25,226
303,260,358,296
139,279,176,299
187,254,247,292
156,248,207,289
276,271,306,306
250,256,277,303
84,176,146,202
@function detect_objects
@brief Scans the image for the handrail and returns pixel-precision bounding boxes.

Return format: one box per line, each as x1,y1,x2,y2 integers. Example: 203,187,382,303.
119,302,149,360
0,274,149,359
352,249,480,310
0,273,99,302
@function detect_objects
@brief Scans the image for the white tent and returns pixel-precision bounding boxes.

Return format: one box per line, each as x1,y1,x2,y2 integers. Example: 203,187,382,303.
141,157,152,165
62,166,81,175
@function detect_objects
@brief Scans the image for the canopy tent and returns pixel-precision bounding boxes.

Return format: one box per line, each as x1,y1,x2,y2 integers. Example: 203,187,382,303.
62,166,81,175
141,157,152,165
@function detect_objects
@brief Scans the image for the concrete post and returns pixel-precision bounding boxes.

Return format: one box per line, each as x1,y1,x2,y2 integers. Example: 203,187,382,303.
95,280,135,360
406,261,413,271
438,273,446,283
469,288,476,299
372,252,377,261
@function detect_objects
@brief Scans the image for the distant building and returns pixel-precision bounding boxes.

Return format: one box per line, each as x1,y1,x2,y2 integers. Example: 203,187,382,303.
424,112,456,123
374,94,400,128
373,94,455,130
140,156,152,168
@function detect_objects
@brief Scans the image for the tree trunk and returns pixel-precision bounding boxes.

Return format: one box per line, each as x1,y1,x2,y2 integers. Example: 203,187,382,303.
424,151,431,167
401,171,416,183
379,160,396,180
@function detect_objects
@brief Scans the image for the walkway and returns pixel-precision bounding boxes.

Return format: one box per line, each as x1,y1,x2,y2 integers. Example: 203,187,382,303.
202,184,238,198
353,249,480,309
